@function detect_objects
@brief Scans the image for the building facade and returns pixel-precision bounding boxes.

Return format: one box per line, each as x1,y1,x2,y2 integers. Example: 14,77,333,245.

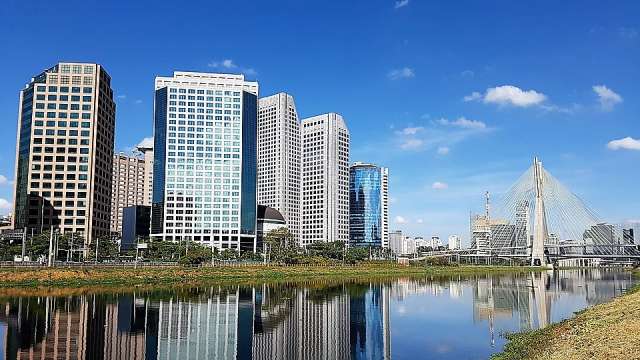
12,62,115,247
448,235,461,250
301,113,350,246
110,149,153,234
349,163,389,248
257,93,301,241
389,230,403,254
151,72,258,252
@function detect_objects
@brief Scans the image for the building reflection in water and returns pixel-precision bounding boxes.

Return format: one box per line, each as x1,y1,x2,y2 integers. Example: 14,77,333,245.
0,269,633,359
0,281,391,360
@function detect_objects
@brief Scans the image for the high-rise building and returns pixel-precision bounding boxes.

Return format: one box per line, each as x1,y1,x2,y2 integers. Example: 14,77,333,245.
349,162,389,248
151,72,258,252
12,62,115,247
389,230,403,254
138,145,154,205
448,235,461,250
110,149,153,234
301,113,350,246
257,93,301,240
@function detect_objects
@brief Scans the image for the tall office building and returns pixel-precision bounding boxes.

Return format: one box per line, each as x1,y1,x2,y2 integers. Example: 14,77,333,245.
110,148,153,234
151,72,258,252
301,113,350,246
12,62,115,247
138,145,154,205
257,93,301,240
349,162,389,248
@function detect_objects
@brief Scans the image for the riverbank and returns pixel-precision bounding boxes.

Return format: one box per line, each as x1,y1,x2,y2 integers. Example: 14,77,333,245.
0,264,540,288
493,271,640,360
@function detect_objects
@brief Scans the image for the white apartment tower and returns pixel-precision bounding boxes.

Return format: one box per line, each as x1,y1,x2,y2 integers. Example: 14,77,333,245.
151,72,259,252
301,113,350,246
257,93,301,240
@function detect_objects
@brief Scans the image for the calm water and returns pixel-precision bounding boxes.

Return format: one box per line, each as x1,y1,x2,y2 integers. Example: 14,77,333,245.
0,269,635,360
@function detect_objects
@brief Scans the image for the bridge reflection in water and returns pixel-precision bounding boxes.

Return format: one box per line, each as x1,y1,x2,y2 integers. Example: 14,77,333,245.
0,270,635,360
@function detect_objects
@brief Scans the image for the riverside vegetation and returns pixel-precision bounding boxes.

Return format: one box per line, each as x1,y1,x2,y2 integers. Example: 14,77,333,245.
493,270,640,360
0,228,387,265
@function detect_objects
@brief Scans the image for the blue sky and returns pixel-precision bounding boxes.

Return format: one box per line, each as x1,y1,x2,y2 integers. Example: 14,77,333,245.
0,0,638,245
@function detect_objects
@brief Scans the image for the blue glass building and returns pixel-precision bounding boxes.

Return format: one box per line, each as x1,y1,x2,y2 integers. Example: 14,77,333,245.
349,163,389,248
151,72,259,252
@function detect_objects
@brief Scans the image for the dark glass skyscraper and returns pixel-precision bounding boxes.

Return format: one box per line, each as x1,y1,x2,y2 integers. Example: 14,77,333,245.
349,163,389,248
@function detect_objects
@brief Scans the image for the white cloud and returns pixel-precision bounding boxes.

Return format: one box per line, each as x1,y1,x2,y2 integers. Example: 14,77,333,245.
394,0,409,9
463,91,482,102
0,175,8,186
394,216,408,224
399,126,424,135
593,85,622,111
619,27,638,39
134,99,143,104
460,70,475,78
0,198,11,211
465,85,546,107
400,138,424,150
388,67,415,80
607,137,640,151
243,68,257,76
137,136,154,149
208,59,257,77
416,218,424,224
432,182,449,190
437,116,486,129
208,59,237,69
117,94,127,100
484,85,546,107
437,146,450,155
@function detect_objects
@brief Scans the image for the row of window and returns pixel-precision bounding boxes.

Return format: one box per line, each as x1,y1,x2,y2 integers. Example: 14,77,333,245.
169,88,240,96
36,86,92,93
35,112,91,119
33,129,90,136
35,94,92,102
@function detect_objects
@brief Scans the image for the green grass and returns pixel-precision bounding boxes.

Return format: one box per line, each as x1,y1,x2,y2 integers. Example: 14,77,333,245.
0,264,542,288
492,270,640,360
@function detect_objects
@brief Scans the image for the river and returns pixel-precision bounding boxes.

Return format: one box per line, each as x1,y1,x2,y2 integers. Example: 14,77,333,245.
0,269,635,359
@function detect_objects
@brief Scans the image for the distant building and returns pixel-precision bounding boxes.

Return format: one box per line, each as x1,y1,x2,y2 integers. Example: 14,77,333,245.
110,151,153,235
389,230,403,254
349,162,389,248
121,205,151,251
256,205,287,251
301,113,350,246
448,235,461,250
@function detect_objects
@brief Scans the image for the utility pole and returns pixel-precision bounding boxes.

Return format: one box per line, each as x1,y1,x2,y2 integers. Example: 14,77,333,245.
20,228,27,261
95,236,100,264
47,227,54,267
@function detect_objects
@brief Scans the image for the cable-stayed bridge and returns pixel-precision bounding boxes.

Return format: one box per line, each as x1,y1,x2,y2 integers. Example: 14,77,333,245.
417,158,640,267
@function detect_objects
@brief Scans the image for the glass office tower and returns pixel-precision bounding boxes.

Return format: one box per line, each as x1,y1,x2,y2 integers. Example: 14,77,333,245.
151,72,259,252
349,163,389,248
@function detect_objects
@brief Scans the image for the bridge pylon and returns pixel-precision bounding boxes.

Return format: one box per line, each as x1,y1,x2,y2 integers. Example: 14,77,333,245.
531,157,548,267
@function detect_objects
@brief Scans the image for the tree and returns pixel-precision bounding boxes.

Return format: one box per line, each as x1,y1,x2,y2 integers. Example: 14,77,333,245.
88,235,119,261
264,228,302,264
178,242,212,265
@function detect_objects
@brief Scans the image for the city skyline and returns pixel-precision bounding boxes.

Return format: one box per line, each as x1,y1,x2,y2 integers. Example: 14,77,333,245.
1,1,639,246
